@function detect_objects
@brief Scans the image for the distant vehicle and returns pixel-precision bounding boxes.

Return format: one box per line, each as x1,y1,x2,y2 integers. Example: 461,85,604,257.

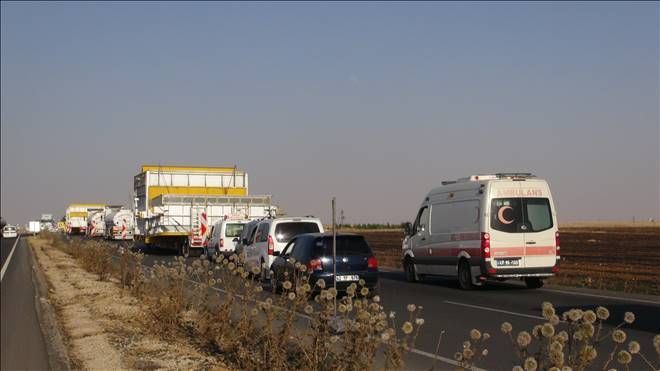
235,220,260,257
270,233,379,295
28,221,41,235
133,164,276,257
103,206,134,240
66,204,106,235
86,209,105,238
3,225,18,238
402,173,559,290
243,217,324,281
206,218,251,258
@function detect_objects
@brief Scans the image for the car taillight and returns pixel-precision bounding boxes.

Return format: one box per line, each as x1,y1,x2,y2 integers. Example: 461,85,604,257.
267,235,274,255
481,232,491,258
307,258,323,271
220,238,224,248
367,256,378,269
555,231,560,257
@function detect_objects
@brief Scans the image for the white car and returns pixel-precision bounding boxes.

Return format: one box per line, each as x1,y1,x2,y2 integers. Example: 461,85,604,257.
402,173,559,290
243,217,324,280
2,225,18,238
206,219,251,257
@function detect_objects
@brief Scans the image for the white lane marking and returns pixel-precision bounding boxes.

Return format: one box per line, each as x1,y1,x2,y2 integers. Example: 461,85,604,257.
1,235,21,282
444,300,545,320
540,288,660,306
410,347,486,371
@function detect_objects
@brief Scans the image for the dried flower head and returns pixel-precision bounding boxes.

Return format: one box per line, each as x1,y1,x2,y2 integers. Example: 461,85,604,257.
550,314,560,326
483,332,491,340
524,357,538,371
338,304,347,313
407,304,417,312
463,348,474,360
415,318,425,326
612,329,627,344
596,306,610,320
623,312,635,324
470,329,482,340
512,366,523,371
584,346,597,361
360,287,369,297
402,321,414,335
627,341,640,354
583,310,597,324
482,349,489,357
316,279,326,288
283,280,293,290
381,332,391,341
251,266,261,275
373,295,381,303
288,292,296,300
454,352,463,362
358,278,366,286
304,305,314,314
543,306,556,320
517,331,532,348
542,323,555,338
550,341,563,353
501,322,513,334
616,350,632,364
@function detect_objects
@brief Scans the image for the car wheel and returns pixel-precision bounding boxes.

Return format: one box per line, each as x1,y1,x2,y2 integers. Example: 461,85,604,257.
260,259,268,282
457,259,474,290
270,273,279,293
404,258,418,283
524,277,544,289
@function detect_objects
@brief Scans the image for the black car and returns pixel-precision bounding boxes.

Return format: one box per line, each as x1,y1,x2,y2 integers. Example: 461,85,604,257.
270,233,379,295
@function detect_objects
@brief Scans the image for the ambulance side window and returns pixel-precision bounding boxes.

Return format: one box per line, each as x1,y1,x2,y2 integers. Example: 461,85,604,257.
413,206,429,234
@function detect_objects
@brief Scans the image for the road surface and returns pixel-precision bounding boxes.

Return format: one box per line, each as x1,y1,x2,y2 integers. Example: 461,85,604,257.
1,236,50,370
130,244,659,370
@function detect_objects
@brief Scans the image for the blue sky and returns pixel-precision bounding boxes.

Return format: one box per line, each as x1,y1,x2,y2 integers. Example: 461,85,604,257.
1,2,658,224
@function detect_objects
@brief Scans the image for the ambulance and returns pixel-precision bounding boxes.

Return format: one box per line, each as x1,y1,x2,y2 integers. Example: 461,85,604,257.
402,173,559,289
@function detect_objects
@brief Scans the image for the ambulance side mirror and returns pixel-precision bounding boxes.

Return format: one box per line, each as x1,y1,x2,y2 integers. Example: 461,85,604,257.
403,222,412,236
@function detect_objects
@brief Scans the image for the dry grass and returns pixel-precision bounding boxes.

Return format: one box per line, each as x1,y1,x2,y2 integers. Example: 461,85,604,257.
38,233,660,371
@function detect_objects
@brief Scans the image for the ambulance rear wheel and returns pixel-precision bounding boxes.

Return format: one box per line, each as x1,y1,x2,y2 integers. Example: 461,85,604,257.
524,277,544,289
458,259,474,290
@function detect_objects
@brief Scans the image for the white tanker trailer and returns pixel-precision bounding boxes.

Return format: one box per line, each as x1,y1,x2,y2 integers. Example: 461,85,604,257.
104,206,134,240
86,209,105,238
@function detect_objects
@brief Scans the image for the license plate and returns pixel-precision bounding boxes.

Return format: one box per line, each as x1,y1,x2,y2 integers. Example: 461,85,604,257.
336,275,359,282
496,258,520,267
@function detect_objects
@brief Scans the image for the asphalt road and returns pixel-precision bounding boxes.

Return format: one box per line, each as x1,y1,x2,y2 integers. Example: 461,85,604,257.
1,236,50,371
130,244,660,370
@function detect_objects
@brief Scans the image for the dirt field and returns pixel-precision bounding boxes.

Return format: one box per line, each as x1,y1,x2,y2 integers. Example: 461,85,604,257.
358,225,660,295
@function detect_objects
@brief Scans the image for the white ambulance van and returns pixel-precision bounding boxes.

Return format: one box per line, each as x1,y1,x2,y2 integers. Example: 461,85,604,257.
402,173,559,289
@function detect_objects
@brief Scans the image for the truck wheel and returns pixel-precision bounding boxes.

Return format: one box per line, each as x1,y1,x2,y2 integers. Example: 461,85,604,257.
457,259,474,290
181,241,190,258
404,258,418,282
524,277,544,289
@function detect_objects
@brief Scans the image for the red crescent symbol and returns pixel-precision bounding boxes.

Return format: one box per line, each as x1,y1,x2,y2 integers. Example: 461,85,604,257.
497,206,515,224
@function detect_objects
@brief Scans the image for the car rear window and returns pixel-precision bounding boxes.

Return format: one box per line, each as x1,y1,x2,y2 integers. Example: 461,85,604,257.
491,198,553,233
274,222,320,243
225,223,244,238
316,236,372,256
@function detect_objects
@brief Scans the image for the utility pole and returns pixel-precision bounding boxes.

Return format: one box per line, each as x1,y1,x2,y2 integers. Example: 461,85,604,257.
332,197,337,315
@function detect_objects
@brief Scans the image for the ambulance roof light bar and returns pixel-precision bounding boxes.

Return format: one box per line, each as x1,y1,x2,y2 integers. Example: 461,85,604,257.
442,173,535,185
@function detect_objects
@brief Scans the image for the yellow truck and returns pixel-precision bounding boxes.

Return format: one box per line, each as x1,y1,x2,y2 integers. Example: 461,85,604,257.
65,203,106,235
133,165,276,256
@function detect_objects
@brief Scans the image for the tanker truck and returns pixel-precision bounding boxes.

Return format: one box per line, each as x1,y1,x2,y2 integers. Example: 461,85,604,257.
86,209,105,238
66,204,105,235
104,206,135,240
